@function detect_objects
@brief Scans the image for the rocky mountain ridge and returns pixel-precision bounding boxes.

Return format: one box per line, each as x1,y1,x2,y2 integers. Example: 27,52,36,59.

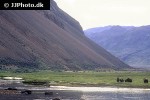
0,0,130,71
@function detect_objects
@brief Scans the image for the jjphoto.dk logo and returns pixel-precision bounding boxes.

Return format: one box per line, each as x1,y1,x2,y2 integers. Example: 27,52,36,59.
3,2,44,8
0,0,50,10
4,3,10,8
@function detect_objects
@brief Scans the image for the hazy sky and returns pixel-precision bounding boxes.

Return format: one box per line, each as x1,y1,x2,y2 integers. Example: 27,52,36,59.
55,0,150,30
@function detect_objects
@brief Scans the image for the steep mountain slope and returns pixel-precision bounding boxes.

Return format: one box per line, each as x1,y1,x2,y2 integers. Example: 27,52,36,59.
0,0,130,71
85,25,150,68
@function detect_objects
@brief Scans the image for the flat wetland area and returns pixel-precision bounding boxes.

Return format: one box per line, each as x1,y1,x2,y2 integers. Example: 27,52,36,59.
1,70,150,88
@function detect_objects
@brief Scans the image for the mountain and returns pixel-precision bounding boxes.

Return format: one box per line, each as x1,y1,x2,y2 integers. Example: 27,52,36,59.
85,25,150,68
0,0,130,71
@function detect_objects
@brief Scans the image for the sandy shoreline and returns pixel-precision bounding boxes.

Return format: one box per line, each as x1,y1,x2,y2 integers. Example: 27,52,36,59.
49,86,150,93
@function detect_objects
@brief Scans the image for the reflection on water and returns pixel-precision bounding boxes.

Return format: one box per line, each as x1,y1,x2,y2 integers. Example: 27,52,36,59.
51,86,150,100
81,92,150,100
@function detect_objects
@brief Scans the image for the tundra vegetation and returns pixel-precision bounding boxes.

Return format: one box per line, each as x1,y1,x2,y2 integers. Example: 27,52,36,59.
0,70,150,88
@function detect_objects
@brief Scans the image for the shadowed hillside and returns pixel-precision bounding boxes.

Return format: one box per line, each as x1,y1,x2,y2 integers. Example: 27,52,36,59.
0,0,130,71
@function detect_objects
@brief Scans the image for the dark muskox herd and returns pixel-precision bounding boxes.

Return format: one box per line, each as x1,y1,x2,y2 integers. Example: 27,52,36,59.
117,77,149,83
117,78,132,83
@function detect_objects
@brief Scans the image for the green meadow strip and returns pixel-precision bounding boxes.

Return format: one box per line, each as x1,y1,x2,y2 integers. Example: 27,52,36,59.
0,70,150,88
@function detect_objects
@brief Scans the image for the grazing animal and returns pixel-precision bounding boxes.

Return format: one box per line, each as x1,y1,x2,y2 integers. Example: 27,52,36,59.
116,78,124,82
5,88,17,90
144,78,148,83
125,78,132,82
45,92,53,95
119,78,124,82
117,77,120,82
21,90,32,95
53,98,60,100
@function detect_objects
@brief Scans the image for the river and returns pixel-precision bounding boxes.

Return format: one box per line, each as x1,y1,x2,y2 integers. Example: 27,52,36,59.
50,86,150,100
0,79,150,100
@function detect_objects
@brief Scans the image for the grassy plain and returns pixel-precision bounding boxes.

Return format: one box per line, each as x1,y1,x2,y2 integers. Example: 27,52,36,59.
0,70,150,88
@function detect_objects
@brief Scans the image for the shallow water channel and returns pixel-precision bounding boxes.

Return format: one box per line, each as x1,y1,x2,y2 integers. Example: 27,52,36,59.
50,86,150,100
0,79,150,100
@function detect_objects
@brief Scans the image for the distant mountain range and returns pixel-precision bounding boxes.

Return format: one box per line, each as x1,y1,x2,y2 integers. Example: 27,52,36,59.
84,25,150,68
0,0,130,71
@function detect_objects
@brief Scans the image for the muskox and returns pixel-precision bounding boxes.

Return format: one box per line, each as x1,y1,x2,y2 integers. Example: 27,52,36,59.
53,98,60,100
120,78,124,82
117,77,124,82
5,87,17,90
144,78,148,83
21,90,32,95
125,78,132,82
45,91,53,96
117,77,120,82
